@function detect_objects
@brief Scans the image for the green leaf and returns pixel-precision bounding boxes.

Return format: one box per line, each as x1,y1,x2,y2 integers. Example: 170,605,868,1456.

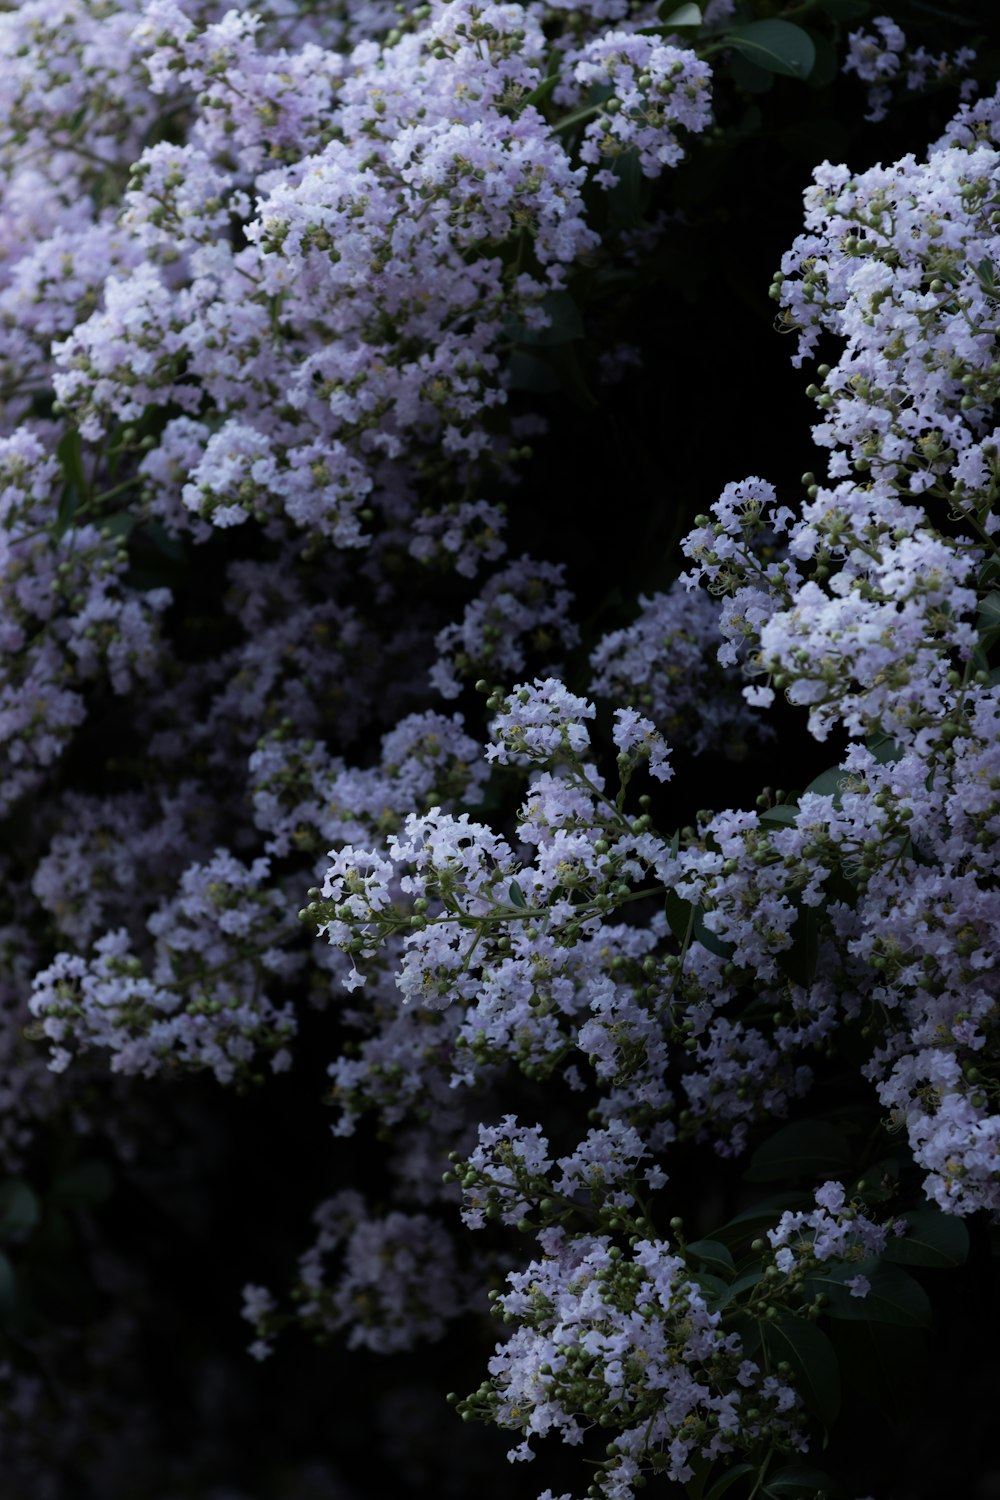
705,1464,756,1500
53,1160,114,1208
818,0,870,18
776,902,819,988
881,1207,970,1269
693,1271,731,1306
660,1,701,25
57,426,86,493
758,803,799,829
745,1120,851,1184
807,1259,931,1326
724,20,816,79
866,732,903,766
0,1182,39,1238
714,1192,812,1246
686,1239,736,1278
521,73,559,110
801,766,845,801
507,290,584,348
827,1319,926,1424
56,427,86,531
762,1315,840,1430
803,30,839,89
978,590,1000,653
663,890,734,958
763,1465,845,1499
975,257,997,292
664,887,693,943
606,150,648,233
506,350,560,394
99,512,139,541
0,1252,16,1319
507,880,527,908
725,1264,765,1301
728,50,774,94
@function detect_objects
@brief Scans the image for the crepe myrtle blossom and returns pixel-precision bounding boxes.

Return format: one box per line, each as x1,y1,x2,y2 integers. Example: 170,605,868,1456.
48,0,713,547
430,556,579,700
683,474,980,744
458,1227,804,1497
242,1189,475,1357
843,15,976,123
766,1181,888,1273
589,579,768,758
561,32,713,185
487,678,597,767
29,854,298,1083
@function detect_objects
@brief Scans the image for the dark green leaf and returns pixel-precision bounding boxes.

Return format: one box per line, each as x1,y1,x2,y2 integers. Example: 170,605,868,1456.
728,50,774,94
745,1120,850,1184
693,907,735,959
724,20,816,79
801,766,845,801
659,1,702,25
507,290,583,348
759,803,799,829
665,887,735,958
762,1315,840,1430
807,1259,931,1326
776,903,820,988
99,512,139,541
664,888,694,944
705,1464,756,1500
818,0,870,18
714,1192,812,1246
521,73,559,110
607,150,648,233
686,1239,736,1278
506,351,560,393
57,427,86,493
53,1160,114,1208
143,519,186,562
724,1264,766,1305
804,30,839,88
881,1207,970,1269
978,591,1000,653
827,1319,926,1424
727,1310,762,1356
866,733,903,765
763,1464,845,1498
693,1271,731,1305
507,881,527,908
0,1182,39,1238
0,1252,16,1319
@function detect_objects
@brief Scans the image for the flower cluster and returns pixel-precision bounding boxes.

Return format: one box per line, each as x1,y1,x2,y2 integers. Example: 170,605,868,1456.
843,15,976,123
1,4,998,1498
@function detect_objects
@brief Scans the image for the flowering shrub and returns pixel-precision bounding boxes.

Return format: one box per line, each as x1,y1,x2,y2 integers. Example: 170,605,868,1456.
1,1,999,1497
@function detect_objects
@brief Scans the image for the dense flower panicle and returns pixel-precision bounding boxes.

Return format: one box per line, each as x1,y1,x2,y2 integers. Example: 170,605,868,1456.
243,1189,475,1357
430,556,579,699
29,853,298,1083
250,710,488,864
0,432,170,812
478,1228,803,1486
408,499,508,578
589,581,768,757
567,32,713,184
3,7,1000,1496
843,15,976,123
